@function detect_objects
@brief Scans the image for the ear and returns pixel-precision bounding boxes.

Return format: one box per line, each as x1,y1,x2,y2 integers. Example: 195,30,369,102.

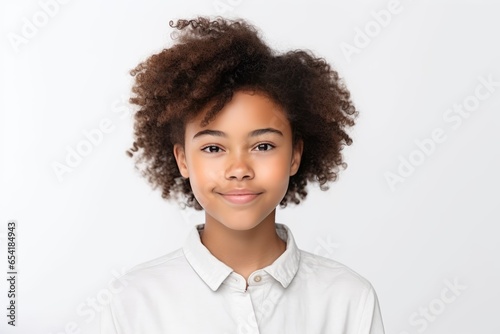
290,139,303,176
173,144,189,178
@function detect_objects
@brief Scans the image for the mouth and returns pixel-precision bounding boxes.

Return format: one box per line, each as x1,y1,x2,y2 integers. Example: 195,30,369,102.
218,192,262,205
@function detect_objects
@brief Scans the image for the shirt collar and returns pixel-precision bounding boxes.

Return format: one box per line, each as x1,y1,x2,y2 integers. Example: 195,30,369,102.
182,223,301,292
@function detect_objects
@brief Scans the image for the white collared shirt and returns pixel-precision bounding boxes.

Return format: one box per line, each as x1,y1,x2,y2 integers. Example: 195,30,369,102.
100,223,385,333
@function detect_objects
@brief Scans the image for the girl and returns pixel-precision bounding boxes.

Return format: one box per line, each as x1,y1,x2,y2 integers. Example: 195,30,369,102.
101,16,385,334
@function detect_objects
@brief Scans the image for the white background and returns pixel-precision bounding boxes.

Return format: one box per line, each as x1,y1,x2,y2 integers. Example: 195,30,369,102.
1,0,499,333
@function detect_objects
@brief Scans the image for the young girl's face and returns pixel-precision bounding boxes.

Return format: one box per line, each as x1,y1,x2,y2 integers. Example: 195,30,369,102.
174,90,302,231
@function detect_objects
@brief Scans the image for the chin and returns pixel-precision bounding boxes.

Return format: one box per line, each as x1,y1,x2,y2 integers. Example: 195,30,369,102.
215,216,263,230
207,211,270,231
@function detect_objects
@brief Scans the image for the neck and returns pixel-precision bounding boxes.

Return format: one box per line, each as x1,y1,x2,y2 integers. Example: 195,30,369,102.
200,210,286,281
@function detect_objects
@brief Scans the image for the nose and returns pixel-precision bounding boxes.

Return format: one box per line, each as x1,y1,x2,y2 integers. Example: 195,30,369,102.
225,152,254,181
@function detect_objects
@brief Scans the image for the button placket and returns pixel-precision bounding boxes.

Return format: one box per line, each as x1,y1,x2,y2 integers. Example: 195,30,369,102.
231,287,260,334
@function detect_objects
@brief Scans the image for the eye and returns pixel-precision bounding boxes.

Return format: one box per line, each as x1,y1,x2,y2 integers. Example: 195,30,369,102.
201,145,223,153
254,143,275,151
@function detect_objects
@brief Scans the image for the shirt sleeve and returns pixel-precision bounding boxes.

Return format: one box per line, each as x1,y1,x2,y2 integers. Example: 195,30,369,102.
358,285,385,334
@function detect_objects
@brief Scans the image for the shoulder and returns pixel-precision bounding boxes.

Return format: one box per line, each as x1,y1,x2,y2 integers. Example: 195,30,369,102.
296,249,375,295
128,248,186,274
111,247,188,291
101,247,193,326
294,251,385,333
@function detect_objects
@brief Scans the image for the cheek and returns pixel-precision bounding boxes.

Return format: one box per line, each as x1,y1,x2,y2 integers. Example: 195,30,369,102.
186,154,221,203
256,154,291,188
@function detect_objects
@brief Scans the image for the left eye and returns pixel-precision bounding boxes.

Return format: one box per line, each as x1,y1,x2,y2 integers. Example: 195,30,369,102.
202,145,223,153
255,143,274,151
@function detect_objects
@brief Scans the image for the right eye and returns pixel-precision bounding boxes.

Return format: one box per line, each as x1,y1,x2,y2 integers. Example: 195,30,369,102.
201,145,223,153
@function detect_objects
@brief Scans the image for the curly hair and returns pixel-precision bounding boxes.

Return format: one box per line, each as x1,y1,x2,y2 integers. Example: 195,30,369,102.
126,16,358,211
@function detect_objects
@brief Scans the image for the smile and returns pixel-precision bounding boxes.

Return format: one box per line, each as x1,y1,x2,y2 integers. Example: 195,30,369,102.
219,193,261,205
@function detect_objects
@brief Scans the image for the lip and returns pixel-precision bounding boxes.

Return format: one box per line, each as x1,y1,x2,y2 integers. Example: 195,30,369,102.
221,189,261,195
218,189,262,205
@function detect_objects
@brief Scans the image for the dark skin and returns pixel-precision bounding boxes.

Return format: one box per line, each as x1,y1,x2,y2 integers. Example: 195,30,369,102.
200,215,286,289
173,91,303,288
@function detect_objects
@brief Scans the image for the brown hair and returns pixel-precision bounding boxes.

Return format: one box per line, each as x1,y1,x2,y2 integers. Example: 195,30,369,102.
126,16,358,210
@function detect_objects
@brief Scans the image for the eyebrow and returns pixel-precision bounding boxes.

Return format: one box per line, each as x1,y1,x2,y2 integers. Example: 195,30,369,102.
193,128,283,140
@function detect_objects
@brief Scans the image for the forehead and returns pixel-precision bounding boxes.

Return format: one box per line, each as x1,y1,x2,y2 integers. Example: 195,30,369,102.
186,90,291,135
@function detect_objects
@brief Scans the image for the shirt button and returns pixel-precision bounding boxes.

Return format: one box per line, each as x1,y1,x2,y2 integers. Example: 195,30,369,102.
253,275,262,282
